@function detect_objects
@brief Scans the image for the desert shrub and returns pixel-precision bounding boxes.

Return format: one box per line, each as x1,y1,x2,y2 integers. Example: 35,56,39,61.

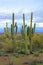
23,61,29,64
15,41,27,54
28,44,30,49
29,61,36,65
3,38,14,53
17,41,25,51
39,49,43,53
0,35,4,42
32,34,43,51
0,43,3,49
34,52,39,57
32,40,40,51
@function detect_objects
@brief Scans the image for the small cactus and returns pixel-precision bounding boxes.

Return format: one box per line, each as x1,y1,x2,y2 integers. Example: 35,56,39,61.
4,22,9,38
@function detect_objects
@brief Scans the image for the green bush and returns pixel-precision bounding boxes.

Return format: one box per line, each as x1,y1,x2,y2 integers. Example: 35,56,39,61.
3,39,14,52
32,34,43,52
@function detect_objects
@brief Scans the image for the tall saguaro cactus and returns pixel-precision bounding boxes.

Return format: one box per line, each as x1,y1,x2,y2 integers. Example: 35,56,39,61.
23,13,28,54
29,12,36,54
11,13,16,52
29,12,33,54
11,13,14,39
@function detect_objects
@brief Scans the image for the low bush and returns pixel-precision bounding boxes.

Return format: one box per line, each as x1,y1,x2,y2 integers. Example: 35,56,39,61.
34,52,39,57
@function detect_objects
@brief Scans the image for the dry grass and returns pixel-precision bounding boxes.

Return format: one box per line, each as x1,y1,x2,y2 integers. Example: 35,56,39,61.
0,53,43,65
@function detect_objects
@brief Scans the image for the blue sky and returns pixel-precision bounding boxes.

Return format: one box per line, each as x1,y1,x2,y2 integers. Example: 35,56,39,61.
0,0,43,32
0,0,43,11
0,0,43,15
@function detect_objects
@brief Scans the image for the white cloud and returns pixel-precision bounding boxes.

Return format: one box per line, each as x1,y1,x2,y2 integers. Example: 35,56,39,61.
33,16,43,22
0,19,12,28
0,17,43,28
15,19,43,28
0,8,34,15
0,8,21,14
36,23,43,27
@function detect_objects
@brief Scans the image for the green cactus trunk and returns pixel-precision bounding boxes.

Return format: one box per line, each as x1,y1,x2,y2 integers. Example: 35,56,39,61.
4,22,9,38
11,13,16,52
15,22,18,34
27,12,36,54
23,13,28,54
11,24,14,40
11,13,14,40
29,12,33,54
23,14,25,31
33,23,36,33
12,13,14,26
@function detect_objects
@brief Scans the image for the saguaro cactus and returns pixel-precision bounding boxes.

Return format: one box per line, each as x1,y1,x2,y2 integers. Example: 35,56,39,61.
11,13,17,38
6,22,8,32
23,13,28,54
4,22,9,38
11,13,14,39
11,13,16,52
23,14,25,31
29,12,33,54
21,25,24,39
33,23,36,33
15,22,18,34
29,12,36,54
12,13,14,26
11,24,14,39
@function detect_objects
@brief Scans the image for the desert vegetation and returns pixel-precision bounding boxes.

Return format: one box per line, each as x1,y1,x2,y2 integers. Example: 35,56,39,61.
0,12,43,65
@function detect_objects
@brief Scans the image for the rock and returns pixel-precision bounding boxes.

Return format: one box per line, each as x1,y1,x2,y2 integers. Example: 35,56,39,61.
26,52,30,55
29,61,36,65
13,52,18,58
34,53,39,57
40,60,43,63
20,51,25,54
3,53,8,57
23,61,29,64
9,62,13,65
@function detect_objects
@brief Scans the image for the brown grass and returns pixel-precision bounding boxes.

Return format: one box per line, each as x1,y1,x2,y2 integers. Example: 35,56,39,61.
0,53,43,65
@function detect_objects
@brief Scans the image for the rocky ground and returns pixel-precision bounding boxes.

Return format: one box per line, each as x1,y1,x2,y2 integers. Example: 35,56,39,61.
0,53,43,65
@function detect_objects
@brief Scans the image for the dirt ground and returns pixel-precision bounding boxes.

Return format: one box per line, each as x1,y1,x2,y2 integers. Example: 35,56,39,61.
0,53,43,65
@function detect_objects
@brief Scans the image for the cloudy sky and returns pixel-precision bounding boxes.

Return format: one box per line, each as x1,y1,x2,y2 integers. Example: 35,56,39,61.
0,0,43,32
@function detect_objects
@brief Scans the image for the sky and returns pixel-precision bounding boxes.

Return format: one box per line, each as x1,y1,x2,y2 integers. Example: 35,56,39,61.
0,0,43,32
